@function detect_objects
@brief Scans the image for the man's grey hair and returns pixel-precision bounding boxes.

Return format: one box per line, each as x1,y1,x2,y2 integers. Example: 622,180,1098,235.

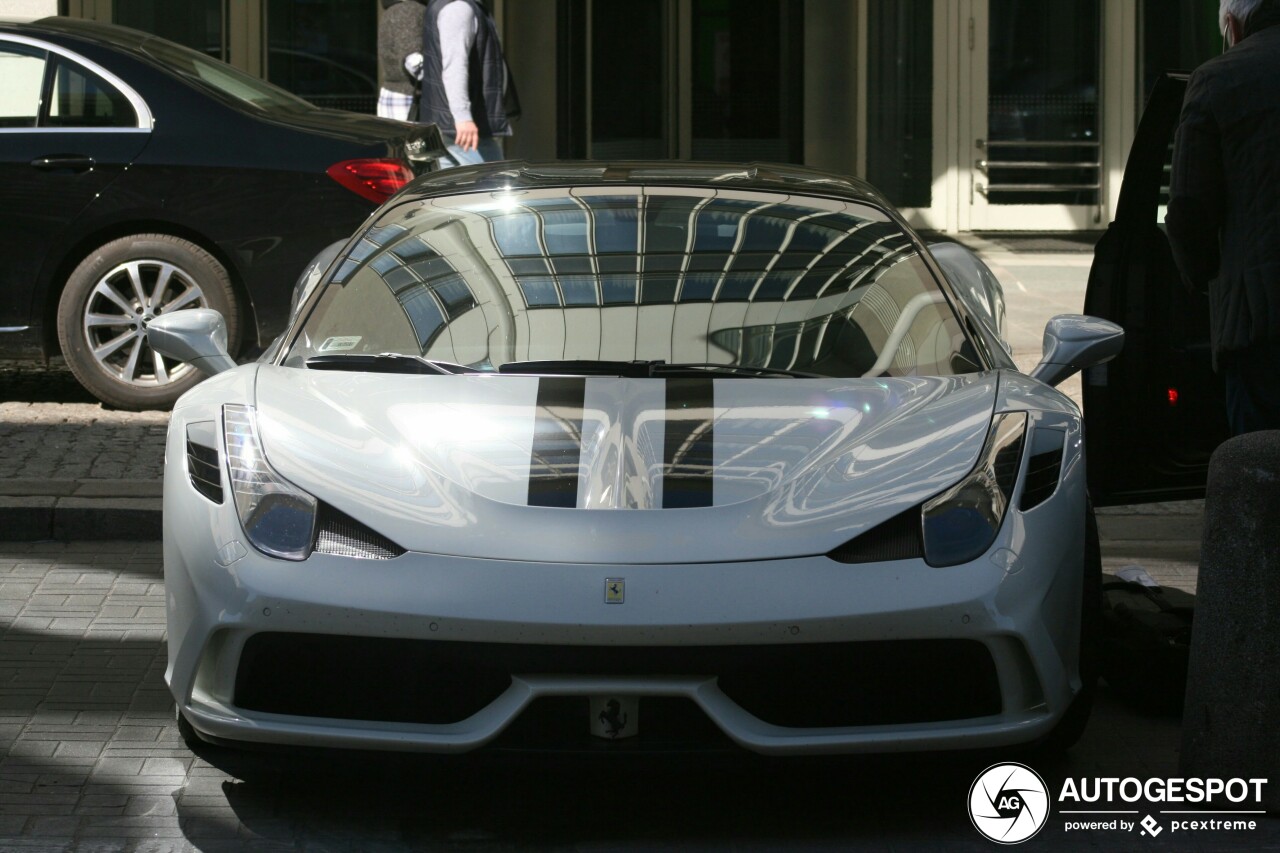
1220,0,1269,33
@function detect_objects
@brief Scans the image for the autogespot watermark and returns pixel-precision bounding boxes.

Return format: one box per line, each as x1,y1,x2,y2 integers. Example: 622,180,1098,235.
969,763,1051,844
967,765,1269,844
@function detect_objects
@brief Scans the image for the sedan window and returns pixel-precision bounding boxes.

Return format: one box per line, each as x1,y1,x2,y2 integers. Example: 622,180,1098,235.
46,59,137,128
0,44,46,128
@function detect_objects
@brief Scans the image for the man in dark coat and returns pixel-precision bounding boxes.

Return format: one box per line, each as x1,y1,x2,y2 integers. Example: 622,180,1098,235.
1166,0,1280,434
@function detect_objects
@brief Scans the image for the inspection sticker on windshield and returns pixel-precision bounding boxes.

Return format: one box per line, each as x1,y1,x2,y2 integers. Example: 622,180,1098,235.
318,336,361,353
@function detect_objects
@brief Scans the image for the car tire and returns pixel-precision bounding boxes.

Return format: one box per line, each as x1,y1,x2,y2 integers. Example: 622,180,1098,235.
57,234,240,410
1038,501,1102,752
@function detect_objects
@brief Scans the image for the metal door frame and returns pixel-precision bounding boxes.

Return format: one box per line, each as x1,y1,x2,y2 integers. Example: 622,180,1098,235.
963,0,1123,231
856,0,1139,232
855,0,960,232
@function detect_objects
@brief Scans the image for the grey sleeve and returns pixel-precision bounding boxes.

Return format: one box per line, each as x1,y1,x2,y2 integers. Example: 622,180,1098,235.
438,1,478,124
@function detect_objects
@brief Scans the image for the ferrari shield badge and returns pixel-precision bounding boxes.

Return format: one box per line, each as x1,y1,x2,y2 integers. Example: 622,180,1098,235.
604,578,625,604
590,695,639,739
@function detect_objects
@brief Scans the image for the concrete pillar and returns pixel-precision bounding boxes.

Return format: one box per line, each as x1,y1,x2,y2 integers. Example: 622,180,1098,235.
1180,430,1280,811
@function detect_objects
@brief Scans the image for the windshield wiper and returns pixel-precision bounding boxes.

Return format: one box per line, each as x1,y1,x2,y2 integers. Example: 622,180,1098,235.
656,362,822,379
306,354,475,375
497,359,820,378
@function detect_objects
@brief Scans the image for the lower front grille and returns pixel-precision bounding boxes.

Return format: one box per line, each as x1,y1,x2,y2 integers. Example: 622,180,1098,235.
488,696,735,753
234,634,1002,730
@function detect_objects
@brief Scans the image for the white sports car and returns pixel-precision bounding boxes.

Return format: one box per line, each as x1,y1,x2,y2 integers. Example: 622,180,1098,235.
151,161,1128,756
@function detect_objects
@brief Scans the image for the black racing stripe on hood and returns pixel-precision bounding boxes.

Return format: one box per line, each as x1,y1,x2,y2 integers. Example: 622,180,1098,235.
527,377,587,508
663,377,716,508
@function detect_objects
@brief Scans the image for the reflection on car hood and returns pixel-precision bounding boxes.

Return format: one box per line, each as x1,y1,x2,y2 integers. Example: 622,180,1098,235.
252,366,998,562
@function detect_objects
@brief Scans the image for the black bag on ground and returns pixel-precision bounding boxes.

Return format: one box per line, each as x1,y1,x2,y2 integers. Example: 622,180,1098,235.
1100,574,1194,712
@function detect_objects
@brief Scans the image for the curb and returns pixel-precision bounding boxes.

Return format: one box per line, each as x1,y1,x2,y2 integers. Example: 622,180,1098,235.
0,480,162,542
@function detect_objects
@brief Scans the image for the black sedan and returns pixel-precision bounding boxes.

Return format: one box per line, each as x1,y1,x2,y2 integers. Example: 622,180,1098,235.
0,17,442,409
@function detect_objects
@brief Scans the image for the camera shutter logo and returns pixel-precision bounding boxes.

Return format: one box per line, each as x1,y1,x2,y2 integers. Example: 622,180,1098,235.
968,763,1050,844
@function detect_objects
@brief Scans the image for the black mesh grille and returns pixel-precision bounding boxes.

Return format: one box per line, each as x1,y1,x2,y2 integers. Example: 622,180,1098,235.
185,438,223,505
827,508,924,563
1020,427,1065,511
992,432,1025,499
1021,450,1064,510
233,633,1002,730
314,503,405,559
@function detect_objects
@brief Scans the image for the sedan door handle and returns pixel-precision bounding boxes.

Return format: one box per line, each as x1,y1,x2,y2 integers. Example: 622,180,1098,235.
31,155,95,173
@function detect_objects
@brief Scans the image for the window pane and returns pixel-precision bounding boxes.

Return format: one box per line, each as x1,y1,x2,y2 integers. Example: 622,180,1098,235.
590,0,666,158
0,46,45,128
987,0,1101,206
866,0,933,208
690,0,803,163
48,60,136,128
1141,0,1218,100
114,0,225,59
267,0,377,113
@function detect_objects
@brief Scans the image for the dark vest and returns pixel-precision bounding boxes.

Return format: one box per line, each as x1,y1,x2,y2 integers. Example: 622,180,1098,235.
421,0,513,138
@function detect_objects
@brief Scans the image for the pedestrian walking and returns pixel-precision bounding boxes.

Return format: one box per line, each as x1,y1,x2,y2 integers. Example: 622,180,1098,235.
418,0,518,167
376,0,427,121
1166,0,1280,434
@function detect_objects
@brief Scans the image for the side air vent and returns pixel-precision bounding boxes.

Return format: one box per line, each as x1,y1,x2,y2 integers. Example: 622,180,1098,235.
185,422,223,505
314,503,405,560
828,507,924,564
1021,427,1065,511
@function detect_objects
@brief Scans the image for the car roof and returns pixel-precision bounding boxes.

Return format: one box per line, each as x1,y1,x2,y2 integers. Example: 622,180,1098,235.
403,160,893,209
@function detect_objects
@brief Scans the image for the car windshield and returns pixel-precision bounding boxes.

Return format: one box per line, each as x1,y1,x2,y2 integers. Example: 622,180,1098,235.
284,187,979,379
141,37,312,112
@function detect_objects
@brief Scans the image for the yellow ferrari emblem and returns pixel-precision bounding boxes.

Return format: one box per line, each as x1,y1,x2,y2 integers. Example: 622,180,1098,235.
605,578,625,604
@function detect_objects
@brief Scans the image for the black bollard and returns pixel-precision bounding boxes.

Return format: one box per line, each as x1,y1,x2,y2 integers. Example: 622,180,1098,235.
1180,430,1280,810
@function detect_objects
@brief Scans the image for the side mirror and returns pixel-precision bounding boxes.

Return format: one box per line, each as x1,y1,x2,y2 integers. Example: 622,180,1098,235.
146,309,237,377
1030,314,1124,388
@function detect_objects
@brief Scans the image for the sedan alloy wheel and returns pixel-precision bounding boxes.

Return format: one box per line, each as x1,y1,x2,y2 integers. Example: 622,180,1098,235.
58,233,239,410
83,258,206,387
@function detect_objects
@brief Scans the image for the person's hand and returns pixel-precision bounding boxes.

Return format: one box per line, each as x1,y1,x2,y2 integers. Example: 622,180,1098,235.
403,52,424,81
455,121,479,152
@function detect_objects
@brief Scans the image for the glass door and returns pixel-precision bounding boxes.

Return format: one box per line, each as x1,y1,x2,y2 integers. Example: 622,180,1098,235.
861,0,944,228
966,0,1104,230
564,0,804,164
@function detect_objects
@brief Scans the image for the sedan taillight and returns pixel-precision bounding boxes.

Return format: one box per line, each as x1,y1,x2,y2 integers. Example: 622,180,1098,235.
326,158,414,204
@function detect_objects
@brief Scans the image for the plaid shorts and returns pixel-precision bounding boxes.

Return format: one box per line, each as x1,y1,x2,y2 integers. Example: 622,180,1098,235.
376,89,415,121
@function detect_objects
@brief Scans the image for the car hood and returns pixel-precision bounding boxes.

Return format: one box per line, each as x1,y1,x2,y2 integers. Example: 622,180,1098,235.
251,366,999,563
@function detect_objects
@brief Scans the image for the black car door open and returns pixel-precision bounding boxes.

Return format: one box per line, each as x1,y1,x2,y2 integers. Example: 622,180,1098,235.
1082,72,1228,506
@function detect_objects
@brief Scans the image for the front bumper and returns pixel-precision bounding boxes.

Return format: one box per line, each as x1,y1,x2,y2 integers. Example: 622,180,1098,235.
163,491,1087,756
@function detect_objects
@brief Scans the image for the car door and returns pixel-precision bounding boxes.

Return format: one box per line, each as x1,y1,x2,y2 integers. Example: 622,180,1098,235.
1082,72,1228,506
0,36,151,334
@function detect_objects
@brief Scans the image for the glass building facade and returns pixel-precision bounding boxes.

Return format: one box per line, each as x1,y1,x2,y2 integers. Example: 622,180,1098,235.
62,0,1221,232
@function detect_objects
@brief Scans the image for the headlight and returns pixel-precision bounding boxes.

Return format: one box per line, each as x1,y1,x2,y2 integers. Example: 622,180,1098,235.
921,412,1026,567
223,404,316,561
